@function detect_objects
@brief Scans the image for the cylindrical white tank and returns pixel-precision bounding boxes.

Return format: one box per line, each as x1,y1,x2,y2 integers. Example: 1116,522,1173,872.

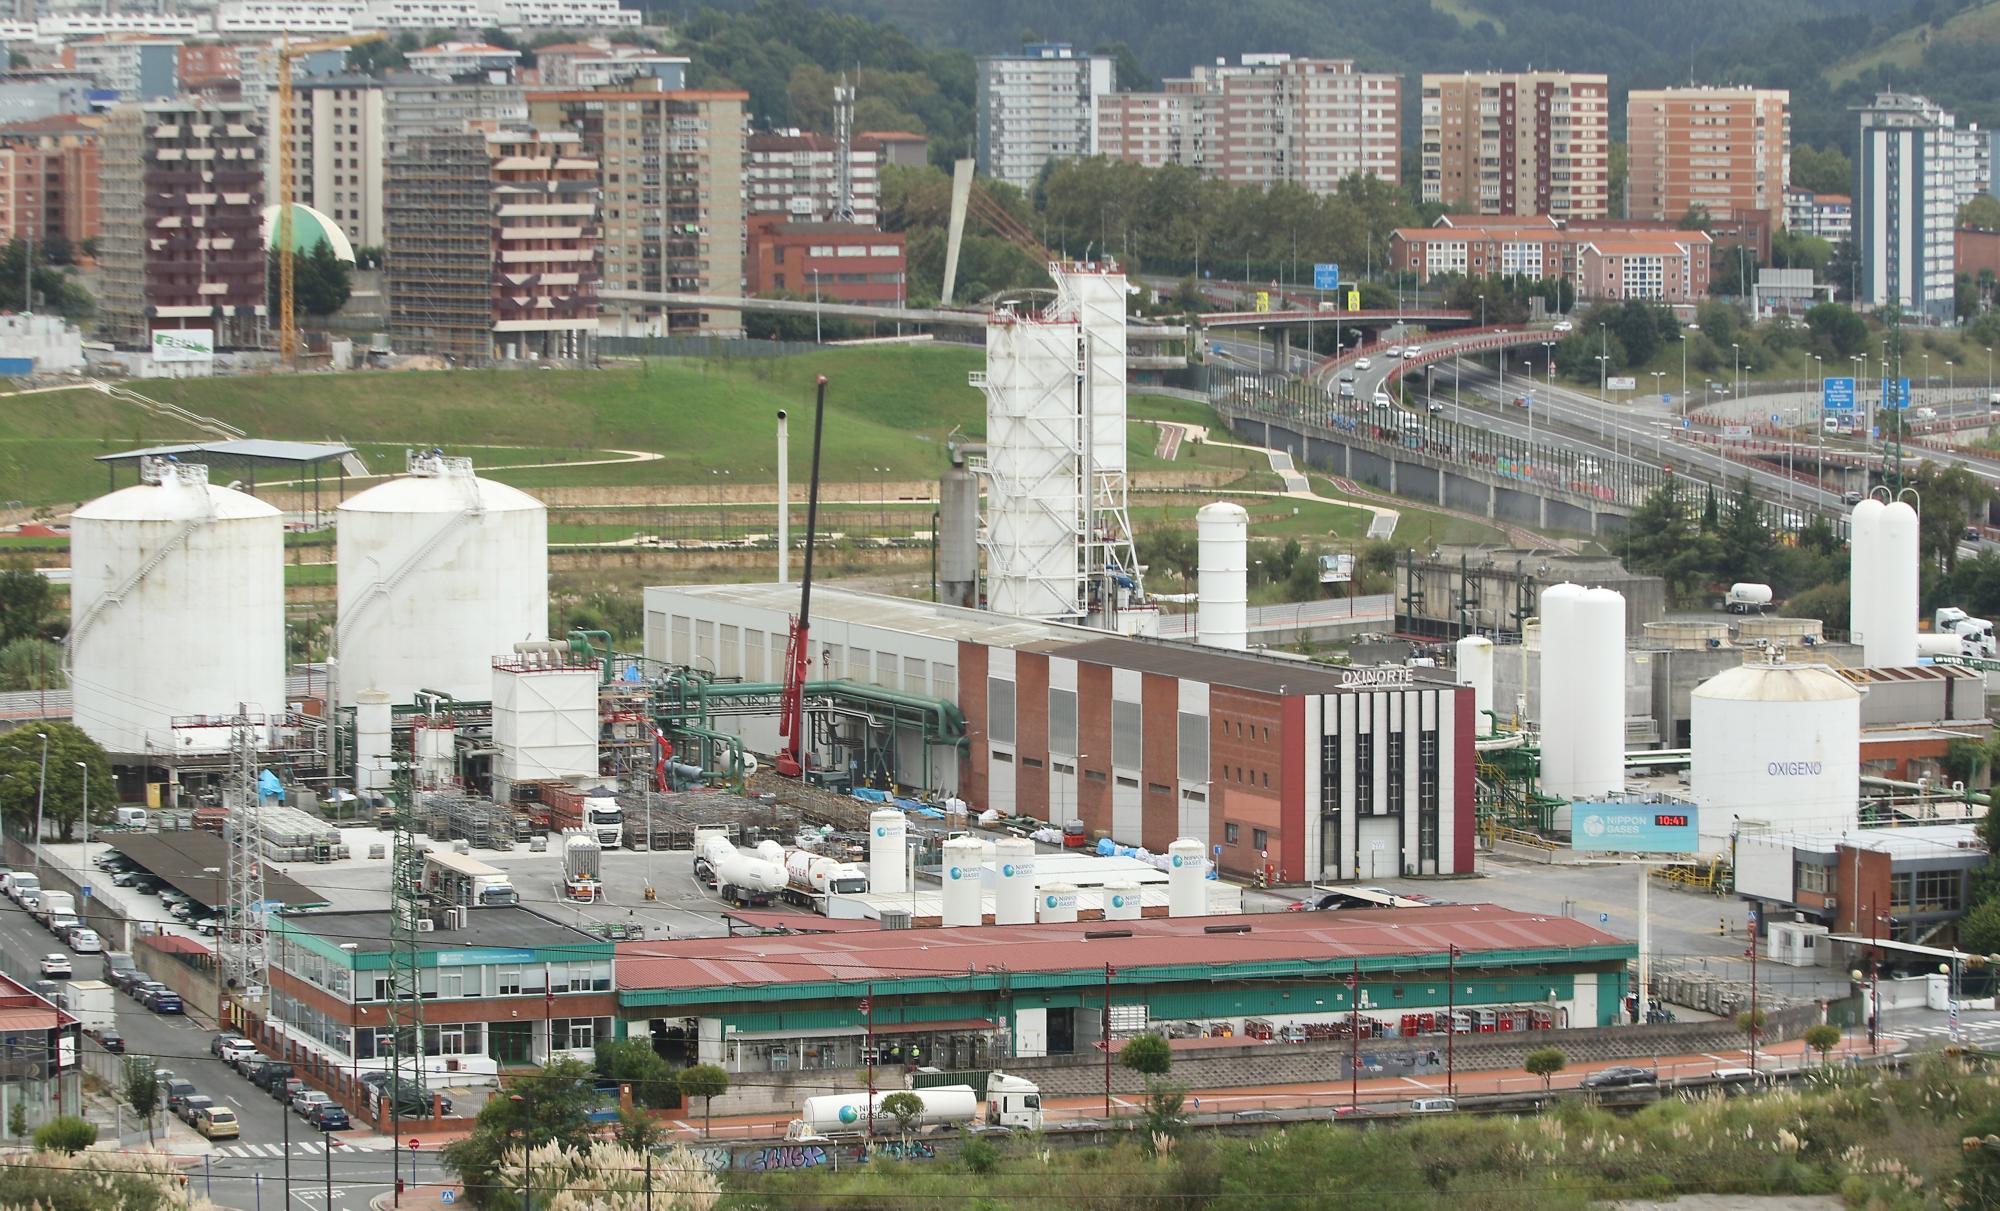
1195,502,1249,650
1455,635,1495,727
940,835,984,927
1038,883,1078,923
1849,498,1884,653
354,690,392,792
1535,583,1586,795
1102,882,1141,920
1870,501,1919,668
993,837,1036,926
1167,837,1207,917
69,461,284,754
335,451,547,705
868,810,907,896
413,718,456,788
1690,662,1862,852
1568,588,1628,797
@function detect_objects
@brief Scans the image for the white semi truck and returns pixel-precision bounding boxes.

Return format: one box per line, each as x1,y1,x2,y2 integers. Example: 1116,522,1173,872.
1935,607,1998,658
693,830,787,906
781,850,868,909
784,1073,1045,1141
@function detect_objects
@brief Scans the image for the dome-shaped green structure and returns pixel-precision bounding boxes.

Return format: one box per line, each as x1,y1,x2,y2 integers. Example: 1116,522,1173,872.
260,203,355,263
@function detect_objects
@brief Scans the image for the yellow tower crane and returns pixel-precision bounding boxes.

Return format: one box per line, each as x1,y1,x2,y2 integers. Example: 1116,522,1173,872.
275,32,386,366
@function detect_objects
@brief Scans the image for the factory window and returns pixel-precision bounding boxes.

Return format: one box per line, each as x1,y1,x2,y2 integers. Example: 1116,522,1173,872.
989,679,1016,744
1053,761,1074,776
1796,862,1835,896
1023,756,1043,768
1253,828,1269,851
1113,700,1142,768
1387,731,1406,812
694,619,714,670
670,615,689,662
1085,769,1107,782
1148,782,1171,796
903,656,926,694
1116,775,1139,788
744,629,765,681
1182,788,1205,804
1260,771,1268,788
1418,728,1440,865
1049,688,1078,756
551,1017,598,1051
1226,823,1240,844
1354,732,1374,816
1176,711,1208,783
1320,733,1342,816
1912,869,1960,914
719,624,739,677
876,650,899,690
820,643,842,679
933,664,956,702
496,966,523,996
436,970,466,998
992,750,1013,763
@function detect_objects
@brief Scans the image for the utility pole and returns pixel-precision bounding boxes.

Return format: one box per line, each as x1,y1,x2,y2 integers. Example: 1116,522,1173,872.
387,740,425,1206
1102,963,1116,1118
221,710,269,1028
1445,944,1459,1096
863,985,875,1141
1349,960,1361,1110
1747,907,1760,1071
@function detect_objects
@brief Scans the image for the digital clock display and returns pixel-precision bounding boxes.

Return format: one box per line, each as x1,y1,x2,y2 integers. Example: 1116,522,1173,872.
1654,814,1690,828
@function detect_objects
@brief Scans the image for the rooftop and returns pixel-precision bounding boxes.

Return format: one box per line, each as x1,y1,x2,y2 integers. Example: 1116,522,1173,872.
1743,824,1981,860
617,904,1630,996
109,832,324,910
281,905,607,955
97,438,356,470
647,583,1099,650
1043,634,1461,697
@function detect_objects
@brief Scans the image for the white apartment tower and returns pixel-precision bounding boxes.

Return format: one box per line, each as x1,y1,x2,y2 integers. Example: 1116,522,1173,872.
976,42,1114,192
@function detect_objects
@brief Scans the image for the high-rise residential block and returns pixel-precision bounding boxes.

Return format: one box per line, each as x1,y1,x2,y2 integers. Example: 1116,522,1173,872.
0,114,100,246
976,42,1114,192
1421,71,1610,219
746,130,913,226
66,35,179,101
488,130,598,359
270,74,388,248
1856,93,1965,322
1098,54,1399,193
383,73,527,153
527,85,746,336
1626,86,1789,226
98,98,266,348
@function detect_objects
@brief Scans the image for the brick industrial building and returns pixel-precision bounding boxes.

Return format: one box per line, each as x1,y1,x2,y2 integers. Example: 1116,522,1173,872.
1391,217,1713,302
1097,54,1401,193
1421,71,1610,219
643,584,1477,884
744,215,905,305
1626,86,1790,227
98,97,266,348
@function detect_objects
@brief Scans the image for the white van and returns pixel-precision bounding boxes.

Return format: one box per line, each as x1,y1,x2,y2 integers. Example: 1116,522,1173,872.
1410,1097,1458,1113
113,808,150,830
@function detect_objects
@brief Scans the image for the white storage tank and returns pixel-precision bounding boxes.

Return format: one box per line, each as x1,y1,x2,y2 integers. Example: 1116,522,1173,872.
354,690,392,792
1871,500,1919,668
1848,498,1883,655
1535,583,1586,795
1167,837,1207,917
69,460,284,754
1568,587,1628,797
1038,883,1079,923
993,836,1036,926
1102,882,1142,920
1455,634,1495,727
335,450,547,705
1690,661,1862,853
940,835,984,927
868,809,907,896
1195,502,1249,650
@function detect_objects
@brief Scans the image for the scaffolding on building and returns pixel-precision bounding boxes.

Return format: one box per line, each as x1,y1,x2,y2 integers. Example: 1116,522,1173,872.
385,132,492,364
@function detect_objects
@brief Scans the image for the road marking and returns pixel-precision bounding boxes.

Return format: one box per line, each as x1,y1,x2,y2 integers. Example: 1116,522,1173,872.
672,1120,696,1133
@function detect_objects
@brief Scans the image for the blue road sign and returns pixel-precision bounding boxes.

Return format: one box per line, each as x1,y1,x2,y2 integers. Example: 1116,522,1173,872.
1882,377,1911,409
1313,262,1340,291
1662,393,1673,406
1599,912,1610,924
1823,376,1855,413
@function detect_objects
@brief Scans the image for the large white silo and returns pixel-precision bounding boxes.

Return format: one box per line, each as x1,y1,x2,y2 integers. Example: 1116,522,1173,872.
69,460,284,753
940,835,984,926
335,451,547,705
1569,588,1628,797
1848,498,1884,655
993,836,1036,926
1455,635,1495,727
1535,583,1586,795
1196,502,1249,650
1871,501,1919,668
1690,662,1862,852
868,809,907,895
1167,837,1207,917
354,690,393,792
1038,883,1079,923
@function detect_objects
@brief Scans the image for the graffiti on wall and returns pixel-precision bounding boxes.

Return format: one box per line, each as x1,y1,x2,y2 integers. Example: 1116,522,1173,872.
873,1140,936,1161
688,1145,732,1174
748,1144,829,1172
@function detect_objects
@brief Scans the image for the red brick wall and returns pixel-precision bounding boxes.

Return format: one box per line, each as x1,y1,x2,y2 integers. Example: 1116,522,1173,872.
1210,685,1284,878
1016,651,1051,820
1139,672,1180,852
1077,662,1114,838
1834,843,1895,938
1280,694,1305,884
959,641,988,809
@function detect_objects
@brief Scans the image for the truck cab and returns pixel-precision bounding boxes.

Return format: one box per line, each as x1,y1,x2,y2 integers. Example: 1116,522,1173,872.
986,1073,1044,1130
584,797,624,849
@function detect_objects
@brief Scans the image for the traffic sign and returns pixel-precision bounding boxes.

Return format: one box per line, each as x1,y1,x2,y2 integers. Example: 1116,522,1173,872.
1823,376,1855,413
1662,393,1673,406
1599,912,1609,924
1770,413,1781,425
441,1193,457,1205
409,1139,421,1150
1313,262,1340,291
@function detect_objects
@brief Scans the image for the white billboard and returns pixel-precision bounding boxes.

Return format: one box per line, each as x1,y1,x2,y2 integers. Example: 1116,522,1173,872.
151,328,214,363
1606,376,1637,391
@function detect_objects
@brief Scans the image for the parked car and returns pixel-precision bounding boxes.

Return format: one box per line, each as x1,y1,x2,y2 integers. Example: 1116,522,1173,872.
307,1103,351,1132
162,1080,200,1116
194,1107,239,1140
111,870,149,888
175,1094,215,1126
273,1078,308,1105
65,927,102,954
248,1062,295,1093
220,1041,260,1069
38,954,70,979
1409,1097,1458,1114
93,1030,125,1055
1580,1065,1657,1090
148,990,184,1015
291,1090,335,1119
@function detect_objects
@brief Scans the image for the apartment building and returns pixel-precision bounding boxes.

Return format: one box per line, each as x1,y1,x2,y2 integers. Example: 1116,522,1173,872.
744,215,904,305
1421,71,1610,219
535,40,686,89
270,74,387,247
1856,93,1963,322
1391,218,1712,303
383,73,527,153
1626,86,1789,226
1785,186,1853,242
976,42,1114,192
385,131,489,361
1098,54,1398,192
0,113,99,245
745,130,900,226
489,130,598,360
65,35,178,101
527,85,746,337
98,98,266,348
407,41,520,80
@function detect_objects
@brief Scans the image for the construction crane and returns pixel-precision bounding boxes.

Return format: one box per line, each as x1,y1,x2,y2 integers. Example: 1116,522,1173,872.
276,32,386,366
774,375,829,779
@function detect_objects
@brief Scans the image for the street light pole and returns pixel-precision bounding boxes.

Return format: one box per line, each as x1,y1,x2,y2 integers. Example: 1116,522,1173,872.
1445,944,1459,1097
32,732,46,873
75,760,87,852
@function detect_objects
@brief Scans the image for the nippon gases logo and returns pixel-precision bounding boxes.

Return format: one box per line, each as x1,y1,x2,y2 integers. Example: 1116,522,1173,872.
1111,894,1126,909
1045,894,1058,908
874,826,886,837
838,1105,859,1124
1001,863,1016,878
1581,815,1608,839
948,866,963,880
1171,855,1184,868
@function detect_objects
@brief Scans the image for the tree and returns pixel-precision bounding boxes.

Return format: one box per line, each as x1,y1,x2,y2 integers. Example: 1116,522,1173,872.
7,1099,23,1138
1963,195,2000,232
1523,1047,1566,1096
593,1038,680,1110
1677,204,1713,231
32,1115,96,1154
265,239,353,320
441,1057,601,1207
0,723,114,841
1802,1023,1843,1066
124,1057,159,1144
0,638,64,692
1791,145,1852,196
1805,302,1868,357
0,567,51,647
1962,897,2000,957
1735,1007,1767,1042
1118,1032,1173,1080
676,1063,729,1139
1118,1032,1182,1148
879,1090,924,1144
612,1105,660,1151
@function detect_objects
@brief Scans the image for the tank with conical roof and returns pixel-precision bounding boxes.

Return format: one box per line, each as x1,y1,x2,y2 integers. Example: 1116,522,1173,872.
335,450,547,705
68,458,284,752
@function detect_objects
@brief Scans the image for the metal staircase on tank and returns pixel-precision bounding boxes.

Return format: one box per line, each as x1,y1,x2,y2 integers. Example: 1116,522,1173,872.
66,460,220,674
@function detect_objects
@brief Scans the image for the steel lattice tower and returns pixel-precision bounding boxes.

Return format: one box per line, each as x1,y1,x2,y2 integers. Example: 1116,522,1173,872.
221,708,270,1016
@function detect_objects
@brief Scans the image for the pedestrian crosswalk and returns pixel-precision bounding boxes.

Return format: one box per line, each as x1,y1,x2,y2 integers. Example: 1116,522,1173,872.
1879,1018,2000,1042
211,1140,334,1159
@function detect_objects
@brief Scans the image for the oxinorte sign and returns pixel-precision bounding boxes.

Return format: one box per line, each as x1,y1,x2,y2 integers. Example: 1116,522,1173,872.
1338,667,1415,689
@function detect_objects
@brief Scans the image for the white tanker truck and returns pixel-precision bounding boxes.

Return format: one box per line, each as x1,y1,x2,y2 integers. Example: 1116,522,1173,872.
693,829,788,906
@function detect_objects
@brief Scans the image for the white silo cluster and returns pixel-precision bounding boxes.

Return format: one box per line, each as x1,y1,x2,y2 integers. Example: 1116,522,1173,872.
1849,497,1919,667
1690,661,1862,851
1195,502,1249,650
334,450,548,706
1536,584,1627,798
940,835,984,926
1455,635,1495,729
68,458,285,753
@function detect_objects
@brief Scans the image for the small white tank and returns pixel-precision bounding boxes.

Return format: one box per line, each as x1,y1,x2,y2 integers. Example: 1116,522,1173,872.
354,690,392,792
1038,883,1079,923
940,835,984,927
1196,502,1250,650
1167,837,1207,917
993,837,1036,926
869,809,907,896
1102,882,1142,920
1455,634,1495,726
